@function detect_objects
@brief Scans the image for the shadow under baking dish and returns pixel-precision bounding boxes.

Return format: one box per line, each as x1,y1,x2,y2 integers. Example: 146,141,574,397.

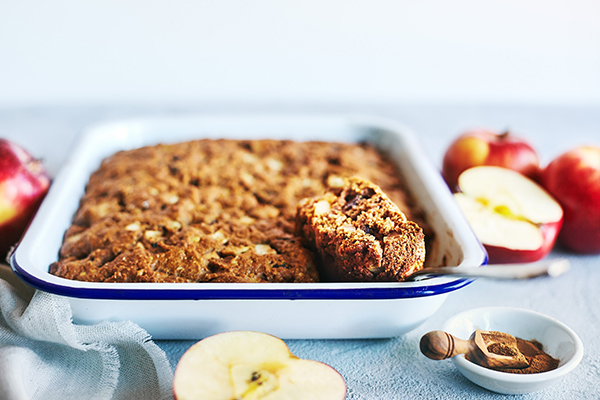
10,114,486,339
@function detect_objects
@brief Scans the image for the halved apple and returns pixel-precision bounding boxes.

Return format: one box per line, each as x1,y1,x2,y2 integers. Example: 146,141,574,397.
454,166,563,264
172,331,347,400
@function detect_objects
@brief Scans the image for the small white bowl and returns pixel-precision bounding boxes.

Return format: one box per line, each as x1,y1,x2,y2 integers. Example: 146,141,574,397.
442,307,583,395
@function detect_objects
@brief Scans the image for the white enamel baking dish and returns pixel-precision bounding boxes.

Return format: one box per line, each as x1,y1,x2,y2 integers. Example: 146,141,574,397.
11,114,486,339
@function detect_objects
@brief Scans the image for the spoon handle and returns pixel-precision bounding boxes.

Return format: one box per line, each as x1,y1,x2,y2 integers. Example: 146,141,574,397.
409,258,570,280
420,330,472,360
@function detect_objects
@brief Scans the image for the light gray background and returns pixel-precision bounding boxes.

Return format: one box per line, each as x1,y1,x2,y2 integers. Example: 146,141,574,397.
1,104,598,398
1,1,599,397
1,1,600,106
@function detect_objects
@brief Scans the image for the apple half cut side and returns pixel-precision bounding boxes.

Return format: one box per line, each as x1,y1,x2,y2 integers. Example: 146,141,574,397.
454,166,563,264
173,331,347,400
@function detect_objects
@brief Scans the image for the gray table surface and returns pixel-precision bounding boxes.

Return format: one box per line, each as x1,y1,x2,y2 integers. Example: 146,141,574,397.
2,104,599,399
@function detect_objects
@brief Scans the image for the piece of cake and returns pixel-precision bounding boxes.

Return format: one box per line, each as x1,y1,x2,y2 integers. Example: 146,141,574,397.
296,177,426,281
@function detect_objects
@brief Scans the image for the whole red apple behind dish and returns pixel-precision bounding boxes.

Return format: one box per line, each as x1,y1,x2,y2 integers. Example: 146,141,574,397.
541,146,600,254
0,139,51,259
442,129,540,192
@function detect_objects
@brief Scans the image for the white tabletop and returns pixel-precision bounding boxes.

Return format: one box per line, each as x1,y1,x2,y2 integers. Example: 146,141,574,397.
2,103,598,399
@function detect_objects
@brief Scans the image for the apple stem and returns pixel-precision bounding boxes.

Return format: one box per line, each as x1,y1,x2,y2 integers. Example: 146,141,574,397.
499,130,510,140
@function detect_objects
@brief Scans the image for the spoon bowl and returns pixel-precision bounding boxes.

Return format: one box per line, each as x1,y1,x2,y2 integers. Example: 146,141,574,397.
420,329,529,369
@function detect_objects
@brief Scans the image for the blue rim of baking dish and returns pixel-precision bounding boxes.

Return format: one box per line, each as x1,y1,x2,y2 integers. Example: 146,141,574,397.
10,252,481,300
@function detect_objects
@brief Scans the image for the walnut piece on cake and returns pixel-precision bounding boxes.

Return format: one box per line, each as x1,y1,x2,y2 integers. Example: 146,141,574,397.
296,177,425,282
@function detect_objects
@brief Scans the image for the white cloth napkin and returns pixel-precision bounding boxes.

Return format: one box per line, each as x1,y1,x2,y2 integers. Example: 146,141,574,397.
0,264,174,400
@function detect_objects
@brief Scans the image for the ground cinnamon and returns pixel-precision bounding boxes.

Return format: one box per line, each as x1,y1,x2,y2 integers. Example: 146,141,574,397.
493,337,560,374
487,342,519,357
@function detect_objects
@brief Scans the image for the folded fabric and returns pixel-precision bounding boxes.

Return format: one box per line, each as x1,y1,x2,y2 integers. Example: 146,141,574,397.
0,264,174,400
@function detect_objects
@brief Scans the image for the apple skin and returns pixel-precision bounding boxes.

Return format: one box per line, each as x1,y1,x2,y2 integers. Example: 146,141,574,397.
541,146,600,254
442,129,540,191
484,220,563,264
0,139,51,259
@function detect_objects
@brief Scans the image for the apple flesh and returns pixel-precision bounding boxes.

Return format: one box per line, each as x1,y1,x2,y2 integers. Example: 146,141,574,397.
0,139,51,259
454,166,563,264
541,146,600,254
173,331,347,400
442,129,540,192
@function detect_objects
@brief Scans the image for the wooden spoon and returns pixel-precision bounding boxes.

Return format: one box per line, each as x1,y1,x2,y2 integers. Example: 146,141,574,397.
420,330,530,369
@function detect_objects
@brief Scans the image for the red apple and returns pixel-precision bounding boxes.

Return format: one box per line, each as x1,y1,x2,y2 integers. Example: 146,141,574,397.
0,139,51,259
173,331,347,400
541,146,600,254
442,129,540,192
454,166,563,264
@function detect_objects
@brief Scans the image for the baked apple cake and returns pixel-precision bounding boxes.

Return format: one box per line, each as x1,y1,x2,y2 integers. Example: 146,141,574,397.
49,139,430,283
